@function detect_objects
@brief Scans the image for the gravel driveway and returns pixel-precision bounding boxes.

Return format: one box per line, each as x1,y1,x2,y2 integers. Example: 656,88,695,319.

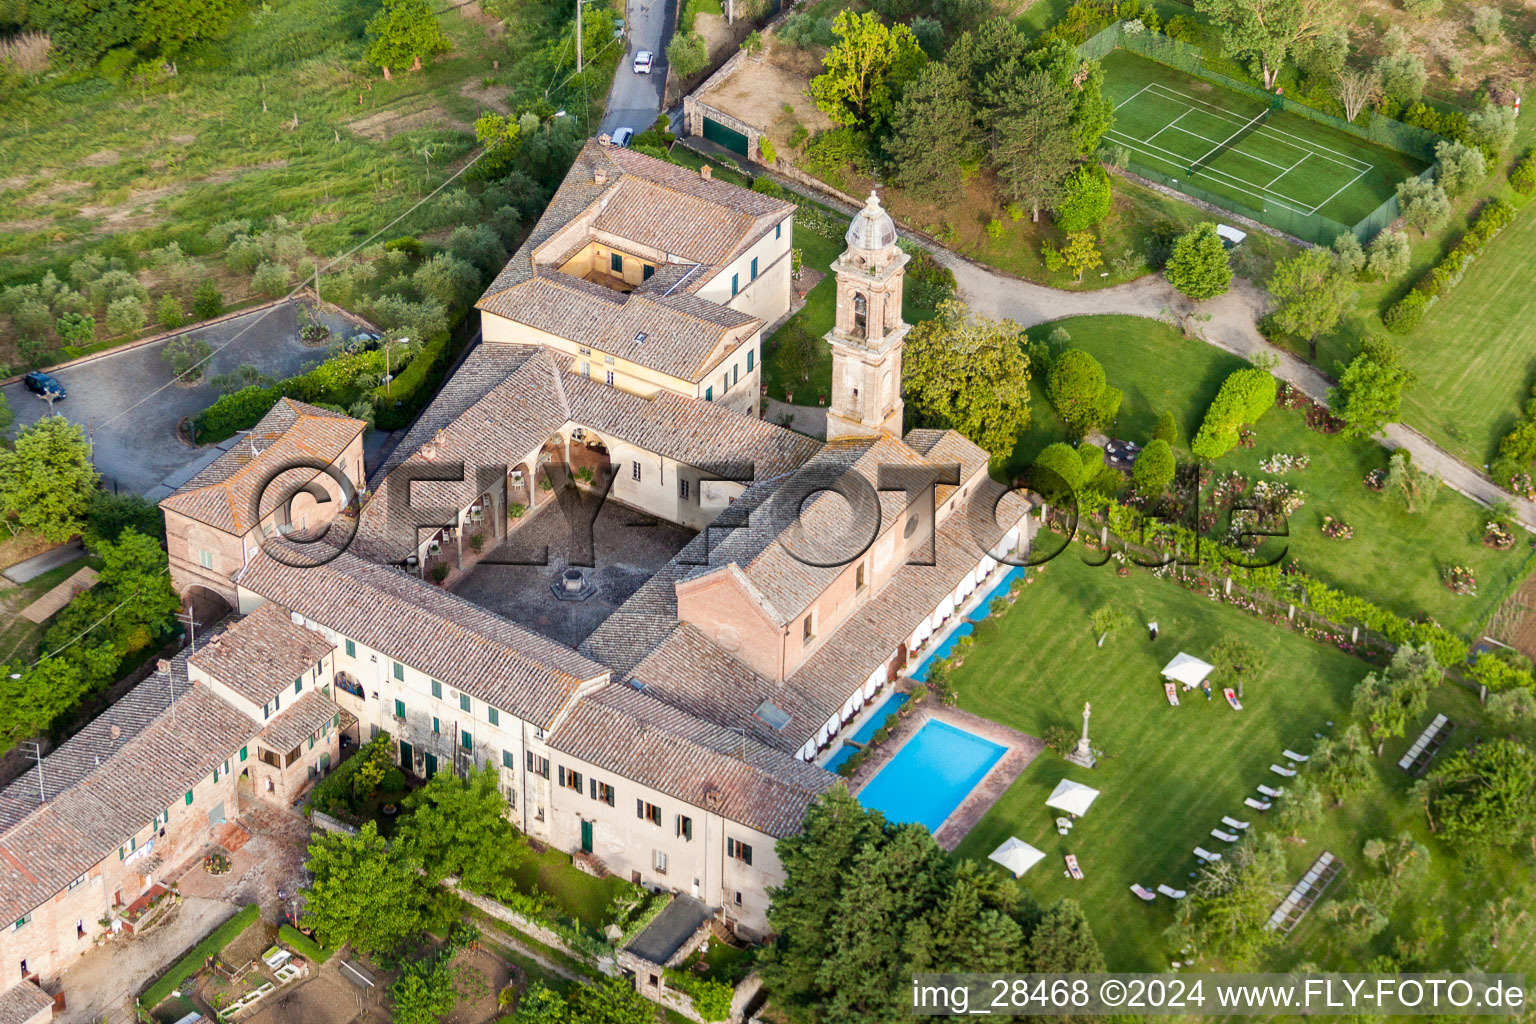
2,301,356,496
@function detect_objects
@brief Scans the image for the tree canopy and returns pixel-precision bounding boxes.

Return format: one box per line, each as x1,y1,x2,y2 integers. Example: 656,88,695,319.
0,415,100,542
1332,337,1415,439
1425,738,1536,849
1131,438,1176,495
1046,348,1120,437
888,61,982,204
300,821,430,955
365,0,452,73
1266,248,1355,358
761,789,1103,1023
810,10,927,134
396,761,529,894
902,299,1032,460
991,70,1077,222
1196,0,1340,88
1164,223,1233,300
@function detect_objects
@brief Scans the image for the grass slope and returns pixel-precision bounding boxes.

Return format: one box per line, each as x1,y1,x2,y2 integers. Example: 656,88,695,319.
949,554,1536,975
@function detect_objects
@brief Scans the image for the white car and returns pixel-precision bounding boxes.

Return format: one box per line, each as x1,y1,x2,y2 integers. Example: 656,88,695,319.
611,126,634,148
633,50,653,74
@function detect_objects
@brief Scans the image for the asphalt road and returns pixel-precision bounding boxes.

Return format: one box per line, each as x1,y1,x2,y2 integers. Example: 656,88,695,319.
598,0,674,138
2,301,355,496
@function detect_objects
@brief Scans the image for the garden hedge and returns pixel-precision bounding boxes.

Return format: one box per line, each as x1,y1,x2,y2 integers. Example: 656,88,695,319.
1190,368,1277,459
140,904,261,1008
278,924,336,964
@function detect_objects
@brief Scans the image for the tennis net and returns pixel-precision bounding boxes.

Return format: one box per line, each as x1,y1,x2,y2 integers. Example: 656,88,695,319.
1188,108,1270,175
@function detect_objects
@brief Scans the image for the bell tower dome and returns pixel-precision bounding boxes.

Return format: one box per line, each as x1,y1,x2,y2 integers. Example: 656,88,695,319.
824,190,910,440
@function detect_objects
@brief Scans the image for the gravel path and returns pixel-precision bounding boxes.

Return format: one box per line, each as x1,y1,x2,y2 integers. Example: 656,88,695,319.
753,163,1536,531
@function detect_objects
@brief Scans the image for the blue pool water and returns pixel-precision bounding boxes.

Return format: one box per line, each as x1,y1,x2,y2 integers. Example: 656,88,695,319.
857,719,1006,831
850,692,909,744
909,567,1026,681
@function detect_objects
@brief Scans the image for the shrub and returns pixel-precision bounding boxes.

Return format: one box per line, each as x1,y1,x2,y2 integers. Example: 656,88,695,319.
1047,349,1110,435
1471,6,1503,44
1164,222,1232,299
1434,140,1486,198
192,279,224,320
1153,409,1179,445
1511,151,1536,195
140,905,261,1008
278,924,335,963
156,292,186,330
664,969,733,1021
1191,368,1277,459
1133,438,1176,494
163,336,212,383
1383,290,1429,332
758,135,776,164
801,128,871,188
56,312,94,346
1053,164,1112,232
193,384,283,442
251,261,291,298
667,31,709,77
104,295,146,336
985,218,1004,241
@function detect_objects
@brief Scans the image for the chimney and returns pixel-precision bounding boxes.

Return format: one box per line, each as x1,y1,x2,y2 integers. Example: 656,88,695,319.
594,168,608,186
699,165,712,180
157,659,171,673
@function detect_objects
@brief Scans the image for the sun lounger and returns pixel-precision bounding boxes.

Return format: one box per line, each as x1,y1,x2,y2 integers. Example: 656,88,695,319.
1224,687,1243,711
1065,854,1084,880
1244,797,1271,811
1270,764,1297,777
1131,884,1157,901
1282,748,1309,762
1221,816,1250,829
1164,682,1180,706
1157,884,1187,899
1194,847,1221,863
1257,784,1284,798
1211,828,1239,842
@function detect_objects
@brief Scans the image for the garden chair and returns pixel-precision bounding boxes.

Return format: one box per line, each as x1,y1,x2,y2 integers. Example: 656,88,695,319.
1130,884,1157,902
1194,847,1221,863
1224,688,1243,711
1221,816,1249,830
1065,854,1084,880
1157,884,1187,899
1270,764,1297,777
1211,829,1239,842
1282,748,1309,762
1257,784,1284,798
1164,682,1179,706
1244,797,1271,811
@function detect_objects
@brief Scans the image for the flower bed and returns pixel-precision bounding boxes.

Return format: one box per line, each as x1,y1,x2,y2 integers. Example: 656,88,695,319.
1321,516,1354,540
1259,452,1310,474
1363,468,1387,491
1441,564,1478,596
204,853,231,875
1484,521,1515,550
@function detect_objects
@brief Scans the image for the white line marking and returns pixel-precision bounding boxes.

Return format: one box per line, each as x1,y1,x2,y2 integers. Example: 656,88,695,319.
1265,152,1309,188
1146,109,1190,145
1306,164,1371,215
1103,128,1317,215
1114,82,1155,111
1142,83,1371,171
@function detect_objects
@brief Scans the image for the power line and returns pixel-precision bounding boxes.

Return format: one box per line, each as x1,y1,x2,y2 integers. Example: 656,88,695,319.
20,571,170,669
96,146,488,433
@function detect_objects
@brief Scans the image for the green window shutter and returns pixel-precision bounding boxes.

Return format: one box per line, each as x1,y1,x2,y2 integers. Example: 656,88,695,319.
502,750,514,770
309,736,315,750
393,661,404,681
751,257,758,280
731,273,739,296
460,693,470,713
185,790,193,805
394,699,405,718
643,264,655,280
747,349,754,372
430,680,441,699
345,639,356,657
294,678,302,694
488,707,499,726
461,730,472,751
611,252,623,273
239,747,247,762
432,717,440,734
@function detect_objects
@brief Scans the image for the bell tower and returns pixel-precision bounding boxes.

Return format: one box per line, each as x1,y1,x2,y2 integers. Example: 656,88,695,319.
824,190,910,440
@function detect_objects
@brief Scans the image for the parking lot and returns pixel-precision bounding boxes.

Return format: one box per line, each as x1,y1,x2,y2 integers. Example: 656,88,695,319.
2,301,357,496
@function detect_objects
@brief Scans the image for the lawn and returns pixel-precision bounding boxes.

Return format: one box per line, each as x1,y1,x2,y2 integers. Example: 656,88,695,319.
948,553,1536,974
1006,314,1529,636
507,845,633,936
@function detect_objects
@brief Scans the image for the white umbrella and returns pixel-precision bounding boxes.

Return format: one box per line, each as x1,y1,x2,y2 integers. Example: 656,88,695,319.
1045,778,1100,816
988,837,1045,878
1161,652,1215,687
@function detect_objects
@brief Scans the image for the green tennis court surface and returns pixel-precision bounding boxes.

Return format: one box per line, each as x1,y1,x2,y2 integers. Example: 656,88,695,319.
1101,50,1427,230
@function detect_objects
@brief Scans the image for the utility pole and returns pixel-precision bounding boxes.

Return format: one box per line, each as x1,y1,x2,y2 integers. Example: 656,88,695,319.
576,0,583,73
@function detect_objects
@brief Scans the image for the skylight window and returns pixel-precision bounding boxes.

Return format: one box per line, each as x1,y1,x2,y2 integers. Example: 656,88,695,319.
754,700,791,731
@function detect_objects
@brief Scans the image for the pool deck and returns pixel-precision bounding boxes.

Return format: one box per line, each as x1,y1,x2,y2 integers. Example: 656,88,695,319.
849,697,1043,852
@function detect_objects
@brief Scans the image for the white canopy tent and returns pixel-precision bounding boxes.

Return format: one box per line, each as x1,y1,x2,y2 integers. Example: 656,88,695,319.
1161,652,1215,687
988,837,1046,878
1045,778,1100,817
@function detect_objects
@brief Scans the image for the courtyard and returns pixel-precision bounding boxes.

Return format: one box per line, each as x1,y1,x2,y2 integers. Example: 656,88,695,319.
450,498,696,648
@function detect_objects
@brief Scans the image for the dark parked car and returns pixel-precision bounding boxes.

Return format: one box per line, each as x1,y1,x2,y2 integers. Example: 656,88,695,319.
23,371,65,400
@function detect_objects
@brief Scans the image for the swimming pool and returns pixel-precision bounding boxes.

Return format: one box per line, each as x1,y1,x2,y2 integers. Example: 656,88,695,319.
909,567,1025,681
850,692,908,744
856,719,1006,831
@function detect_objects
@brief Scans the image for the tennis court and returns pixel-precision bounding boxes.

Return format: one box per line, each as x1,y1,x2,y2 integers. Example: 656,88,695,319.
1101,49,1428,231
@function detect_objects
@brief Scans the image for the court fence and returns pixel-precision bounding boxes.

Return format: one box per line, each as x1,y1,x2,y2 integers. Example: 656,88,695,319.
1080,21,1444,244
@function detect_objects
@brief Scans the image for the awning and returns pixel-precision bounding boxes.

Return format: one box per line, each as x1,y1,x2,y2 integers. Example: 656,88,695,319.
1045,778,1100,816
988,837,1045,877
1161,652,1215,686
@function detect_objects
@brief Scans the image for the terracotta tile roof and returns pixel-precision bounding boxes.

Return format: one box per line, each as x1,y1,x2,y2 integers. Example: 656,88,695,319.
160,398,365,535
550,684,835,837
0,656,255,924
475,141,790,383
237,547,609,728
0,981,52,1024
188,602,334,707
257,690,340,753
353,352,818,563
